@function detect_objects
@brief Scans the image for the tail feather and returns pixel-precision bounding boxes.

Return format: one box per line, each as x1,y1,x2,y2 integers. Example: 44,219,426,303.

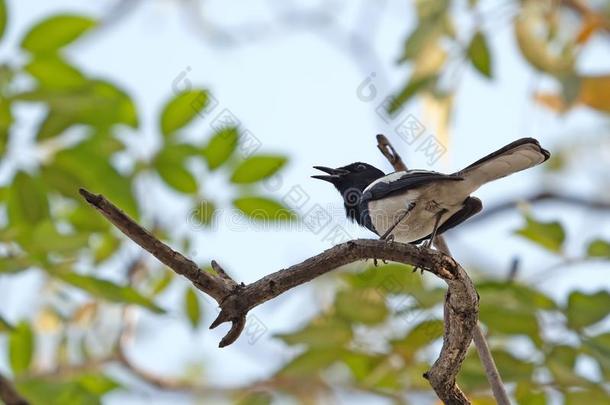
454,138,550,192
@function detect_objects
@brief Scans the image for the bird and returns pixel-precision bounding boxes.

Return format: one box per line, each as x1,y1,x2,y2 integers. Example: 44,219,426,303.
312,137,550,248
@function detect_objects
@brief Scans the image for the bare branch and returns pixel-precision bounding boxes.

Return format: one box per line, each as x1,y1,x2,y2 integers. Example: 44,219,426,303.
376,134,407,171
0,372,29,405
80,187,478,403
466,191,610,224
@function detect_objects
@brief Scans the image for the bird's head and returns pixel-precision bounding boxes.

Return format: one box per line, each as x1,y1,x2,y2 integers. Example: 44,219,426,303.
312,162,385,197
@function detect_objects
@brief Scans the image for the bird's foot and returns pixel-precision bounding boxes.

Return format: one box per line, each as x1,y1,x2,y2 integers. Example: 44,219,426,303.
384,234,395,245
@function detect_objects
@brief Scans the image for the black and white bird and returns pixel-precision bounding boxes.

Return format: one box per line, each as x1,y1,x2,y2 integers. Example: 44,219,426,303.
312,137,550,246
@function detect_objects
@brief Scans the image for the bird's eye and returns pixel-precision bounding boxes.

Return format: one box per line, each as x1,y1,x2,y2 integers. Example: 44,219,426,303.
357,164,366,171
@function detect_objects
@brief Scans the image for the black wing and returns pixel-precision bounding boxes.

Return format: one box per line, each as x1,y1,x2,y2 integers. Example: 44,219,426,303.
361,170,463,203
411,196,483,244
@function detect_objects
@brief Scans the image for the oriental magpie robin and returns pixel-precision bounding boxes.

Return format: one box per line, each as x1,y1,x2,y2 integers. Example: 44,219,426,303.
312,138,550,245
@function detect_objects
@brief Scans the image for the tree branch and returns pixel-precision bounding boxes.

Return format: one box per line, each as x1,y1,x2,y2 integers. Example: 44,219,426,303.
0,372,29,405
376,134,510,404
80,186,478,404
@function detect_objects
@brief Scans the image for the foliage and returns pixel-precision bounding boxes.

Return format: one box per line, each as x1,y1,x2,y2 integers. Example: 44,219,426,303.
0,0,609,404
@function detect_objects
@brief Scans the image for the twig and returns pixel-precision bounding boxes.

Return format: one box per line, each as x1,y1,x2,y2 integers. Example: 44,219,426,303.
465,191,610,224
0,372,29,405
376,134,510,405
80,189,478,404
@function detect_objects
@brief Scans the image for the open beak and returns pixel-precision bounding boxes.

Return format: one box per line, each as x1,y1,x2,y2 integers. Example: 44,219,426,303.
311,166,348,183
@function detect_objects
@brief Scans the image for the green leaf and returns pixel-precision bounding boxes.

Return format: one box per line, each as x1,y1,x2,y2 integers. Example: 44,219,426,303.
467,31,492,78
0,256,31,273
21,14,96,53
184,287,201,329
9,321,34,374
514,382,547,405
344,263,423,294
477,281,556,310
566,290,610,330
479,305,540,344
275,317,352,348
25,56,86,90
57,272,165,314
587,239,610,258
279,348,345,377
230,155,287,184
335,289,388,325
202,127,239,170
160,89,208,137
491,350,534,382
51,142,139,218
190,199,216,227
388,74,436,114
564,386,610,405
76,373,120,395
93,233,120,263
514,216,565,253
0,100,12,155
235,392,272,405
16,378,100,405
583,333,610,380
154,143,198,194
546,345,584,385
16,80,138,129
233,196,296,222
391,319,444,359
7,171,50,226
0,0,8,42
36,111,75,140
28,221,89,256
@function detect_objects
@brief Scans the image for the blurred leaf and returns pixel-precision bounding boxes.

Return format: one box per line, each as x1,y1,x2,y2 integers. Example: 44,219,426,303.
391,319,443,359
278,348,344,377
514,216,565,253
65,205,108,233
7,171,50,226
458,351,489,391
564,386,610,404
276,317,352,348
0,314,14,332
154,144,198,194
160,89,208,137
566,290,610,330
477,281,556,310
21,14,96,54
16,80,138,129
0,255,31,273
479,305,540,344
76,373,120,395
514,7,574,75
16,378,100,405
51,142,138,218
0,0,6,42
28,221,89,255
93,233,120,263
202,127,238,170
579,75,610,114
467,31,492,78
190,199,216,227
25,55,86,90
36,110,75,140
233,196,296,222
151,269,174,296
343,263,422,294
230,155,287,184
0,100,11,155
335,289,388,325
514,382,547,405
491,350,534,382
184,287,201,329
587,239,610,258
9,321,34,374
546,345,584,385
583,333,610,380
235,391,272,405
388,75,436,114
57,272,165,314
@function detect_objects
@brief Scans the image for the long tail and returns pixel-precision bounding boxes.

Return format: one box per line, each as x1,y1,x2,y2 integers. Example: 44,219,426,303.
454,138,550,192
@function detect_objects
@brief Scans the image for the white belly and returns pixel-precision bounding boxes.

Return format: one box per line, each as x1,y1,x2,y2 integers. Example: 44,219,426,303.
366,182,468,243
